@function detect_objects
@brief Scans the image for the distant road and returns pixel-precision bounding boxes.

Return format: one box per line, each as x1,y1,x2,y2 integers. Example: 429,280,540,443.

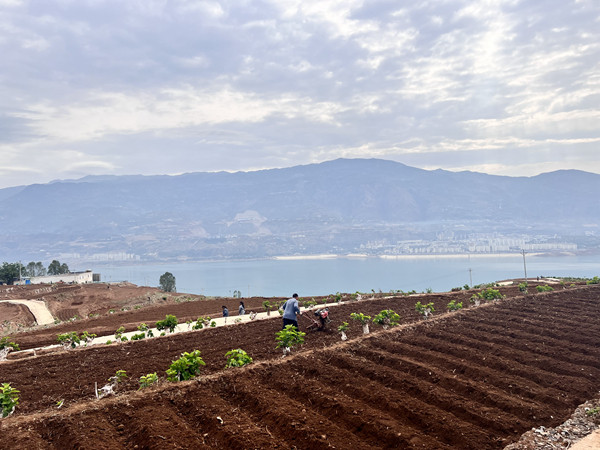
0,299,54,325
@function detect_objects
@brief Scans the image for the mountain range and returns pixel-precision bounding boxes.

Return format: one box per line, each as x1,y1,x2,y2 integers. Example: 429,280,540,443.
1,158,598,261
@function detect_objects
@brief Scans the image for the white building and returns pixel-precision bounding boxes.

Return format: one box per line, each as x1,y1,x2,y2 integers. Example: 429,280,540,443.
15,270,98,285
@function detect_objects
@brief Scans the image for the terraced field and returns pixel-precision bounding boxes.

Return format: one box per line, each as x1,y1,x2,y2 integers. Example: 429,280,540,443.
1,285,599,449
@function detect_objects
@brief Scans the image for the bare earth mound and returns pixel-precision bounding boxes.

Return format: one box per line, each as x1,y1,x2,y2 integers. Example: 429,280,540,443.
0,285,599,449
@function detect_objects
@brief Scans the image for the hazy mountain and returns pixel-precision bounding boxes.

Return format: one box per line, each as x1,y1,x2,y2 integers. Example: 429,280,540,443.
1,159,598,261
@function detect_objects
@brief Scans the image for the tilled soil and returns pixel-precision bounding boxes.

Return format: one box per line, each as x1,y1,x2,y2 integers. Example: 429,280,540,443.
1,285,599,449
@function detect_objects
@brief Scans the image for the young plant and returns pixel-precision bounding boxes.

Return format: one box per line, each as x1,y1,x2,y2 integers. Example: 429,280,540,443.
225,349,253,368
335,292,343,303
470,294,481,307
210,321,217,327
138,373,158,390
536,285,554,292
425,287,433,294
57,331,81,350
98,370,128,398
463,284,470,290
415,302,435,319
479,288,504,301
372,309,400,329
156,315,178,334
447,300,463,312
166,350,206,381
234,317,242,324
275,325,306,355
114,326,125,341
81,331,97,346
192,316,210,330
0,337,19,361
518,282,528,294
262,301,272,316
338,322,349,341
350,312,371,334
586,276,600,285
131,333,145,341
304,299,317,309
0,383,19,418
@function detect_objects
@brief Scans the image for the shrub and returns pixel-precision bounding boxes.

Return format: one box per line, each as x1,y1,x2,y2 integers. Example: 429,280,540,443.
225,349,253,368
447,300,463,311
335,292,343,303
131,333,145,341
372,309,400,328
0,383,19,418
121,336,129,342
210,321,216,327
518,282,528,293
138,323,149,332
338,322,349,333
463,284,470,290
109,309,115,314
105,340,112,345
262,301,272,313
156,315,178,333
234,317,242,324
415,302,434,319
166,350,206,382
139,373,158,390
425,287,433,294
536,285,554,292
275,325,306,354
451,287,462,292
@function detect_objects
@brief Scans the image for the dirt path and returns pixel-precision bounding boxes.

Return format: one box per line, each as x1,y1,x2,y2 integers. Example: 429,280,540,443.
571,431,600,449
0,300,54,325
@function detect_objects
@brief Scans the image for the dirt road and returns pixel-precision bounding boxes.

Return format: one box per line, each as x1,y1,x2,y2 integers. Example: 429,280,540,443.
0,300,53,325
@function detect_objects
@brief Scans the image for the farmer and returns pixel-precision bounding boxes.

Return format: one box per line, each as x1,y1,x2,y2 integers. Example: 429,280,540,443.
281,293,302,330
222,305,229,317
239,301,245,315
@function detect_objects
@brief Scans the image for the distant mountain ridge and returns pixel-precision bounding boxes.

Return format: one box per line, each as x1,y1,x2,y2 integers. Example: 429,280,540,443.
0,158,598,261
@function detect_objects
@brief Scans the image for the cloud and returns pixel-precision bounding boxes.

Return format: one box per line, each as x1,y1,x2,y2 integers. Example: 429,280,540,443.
0,0,598,189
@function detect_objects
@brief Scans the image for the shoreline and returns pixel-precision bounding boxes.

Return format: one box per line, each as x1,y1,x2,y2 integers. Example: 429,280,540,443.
65,250,594,268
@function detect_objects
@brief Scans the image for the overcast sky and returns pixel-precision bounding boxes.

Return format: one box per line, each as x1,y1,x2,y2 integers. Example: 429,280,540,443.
1,0,599,188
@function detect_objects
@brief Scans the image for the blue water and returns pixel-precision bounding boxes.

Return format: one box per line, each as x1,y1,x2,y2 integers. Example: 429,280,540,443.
95,254,600,297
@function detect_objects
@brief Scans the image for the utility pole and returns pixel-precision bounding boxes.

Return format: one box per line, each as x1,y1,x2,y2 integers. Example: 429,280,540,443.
469,268,472,288
522,250,528,282
19,260,22,283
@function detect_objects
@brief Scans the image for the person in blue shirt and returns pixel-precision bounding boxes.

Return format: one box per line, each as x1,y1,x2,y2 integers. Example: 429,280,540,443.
222,305,229,317
281,293,302,330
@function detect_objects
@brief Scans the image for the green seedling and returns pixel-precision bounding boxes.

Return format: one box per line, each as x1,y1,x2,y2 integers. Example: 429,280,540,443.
225,349,253,368
275,325,306,355
372,309,400,329
166,350,206,382
0,383,19,418
139,373,159,390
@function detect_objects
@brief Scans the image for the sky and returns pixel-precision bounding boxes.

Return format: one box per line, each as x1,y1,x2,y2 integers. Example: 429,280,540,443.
1,0,599,189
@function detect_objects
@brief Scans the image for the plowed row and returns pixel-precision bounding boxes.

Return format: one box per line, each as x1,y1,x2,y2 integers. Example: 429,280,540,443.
1,286,600,449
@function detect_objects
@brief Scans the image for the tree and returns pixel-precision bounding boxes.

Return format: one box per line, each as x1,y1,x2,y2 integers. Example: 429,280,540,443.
47,260,69,275
0,262,21,285
159,272,176,292
25,262,47,277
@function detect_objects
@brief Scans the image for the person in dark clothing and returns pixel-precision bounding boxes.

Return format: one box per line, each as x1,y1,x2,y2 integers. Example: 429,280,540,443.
222,305,229,317
239,301,245,315
281,293,302,330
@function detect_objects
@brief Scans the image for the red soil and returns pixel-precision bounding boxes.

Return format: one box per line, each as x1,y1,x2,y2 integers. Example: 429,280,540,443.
1,285,599,449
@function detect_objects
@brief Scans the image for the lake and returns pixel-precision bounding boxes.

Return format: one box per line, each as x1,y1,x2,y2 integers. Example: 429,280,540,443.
95,254,600,297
